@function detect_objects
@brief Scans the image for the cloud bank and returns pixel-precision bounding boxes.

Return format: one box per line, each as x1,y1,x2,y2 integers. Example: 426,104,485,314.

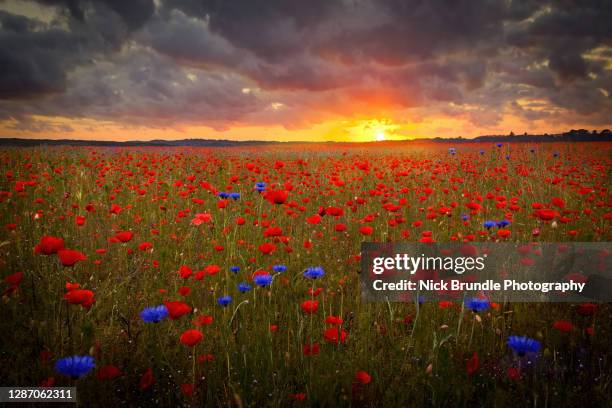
0,0,610,139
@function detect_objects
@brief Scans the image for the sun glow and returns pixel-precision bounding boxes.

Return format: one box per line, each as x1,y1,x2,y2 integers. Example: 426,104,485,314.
375,131,386,141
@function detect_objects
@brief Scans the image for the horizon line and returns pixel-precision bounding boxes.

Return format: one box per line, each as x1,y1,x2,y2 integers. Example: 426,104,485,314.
1,128,612,146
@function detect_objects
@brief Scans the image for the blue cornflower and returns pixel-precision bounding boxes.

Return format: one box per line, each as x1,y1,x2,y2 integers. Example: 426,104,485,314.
273,264,287,273
461,214,470,222
55,355,95,378
465,298,490,313
483,220,496,229
479,150,485,155
553,152,559,158
253,274,272,287
140,305,169,323
238,282,252,293
230,266,240,274
497,219,510,228
448,147,456,155
230,192,241,200
530,148,535,153
218,192,230,199
507,335,541,356
496,143,503,148
303,266,325,279
505,155,510,160
255,182,266,192
217,296,232,307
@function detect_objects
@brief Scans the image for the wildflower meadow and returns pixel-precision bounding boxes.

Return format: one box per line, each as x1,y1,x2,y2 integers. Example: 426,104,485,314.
0,141,610,406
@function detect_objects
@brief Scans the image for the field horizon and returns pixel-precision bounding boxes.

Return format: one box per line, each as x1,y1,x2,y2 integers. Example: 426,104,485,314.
1,127,612,149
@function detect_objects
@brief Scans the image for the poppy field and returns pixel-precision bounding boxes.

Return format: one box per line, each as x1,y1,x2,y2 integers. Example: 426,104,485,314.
0,142,610,406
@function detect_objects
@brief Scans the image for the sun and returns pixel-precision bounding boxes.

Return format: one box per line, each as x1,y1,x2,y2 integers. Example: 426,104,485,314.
340,118,398,142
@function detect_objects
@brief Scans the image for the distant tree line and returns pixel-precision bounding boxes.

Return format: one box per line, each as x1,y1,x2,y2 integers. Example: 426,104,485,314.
0,129,611,147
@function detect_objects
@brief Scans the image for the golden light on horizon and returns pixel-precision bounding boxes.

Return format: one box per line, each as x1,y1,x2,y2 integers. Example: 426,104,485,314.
346,118,399,142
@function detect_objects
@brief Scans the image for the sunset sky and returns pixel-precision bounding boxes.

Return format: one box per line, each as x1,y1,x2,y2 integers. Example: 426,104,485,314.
1,0,611,142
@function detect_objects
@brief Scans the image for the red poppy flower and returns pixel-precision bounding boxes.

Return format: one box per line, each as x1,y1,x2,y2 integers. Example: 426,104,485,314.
65,282,80,291
114,231,134,242
438,300,454,309
64,289,94,307
180,383,195,397
138,242,153,251
178,265,192,279
193,315,214,326
306,215,322,224
164,301,192,319
289,393,306,401
325,316,343,326
466,352,479,375
303,343,320,356
205,264,220,275
97,365,122,380
40,350,52,363
197,354,215,363
57,249,87,267
355,370,371,385
75,216,86,226
139,368,155,390
324,327,347,344
302,284,319,296
4,271,23,286
577,303,598,316
265,190,288,205
40,377,55,387
259,242,276,255
180,329,203,347
191,213,212,226
534,209,557,221
359,226,374,235
110,204,122,214
497,229,511,238
264,227,283,237
178,286,191,296
553,320,573,332
326,207,344,217
551,197,565,208
507,367,520,380
300,300,318,314
34,236,65,255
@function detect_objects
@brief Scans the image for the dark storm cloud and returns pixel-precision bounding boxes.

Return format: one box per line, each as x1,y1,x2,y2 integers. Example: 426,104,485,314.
140,10,240,68
99,0,155,30
0,0,611,131
0,10,40,32
0,0,139,100
162,0,341,60
38,0,155,29
507,0,611,83
38,0,84,21
0,20,77,98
